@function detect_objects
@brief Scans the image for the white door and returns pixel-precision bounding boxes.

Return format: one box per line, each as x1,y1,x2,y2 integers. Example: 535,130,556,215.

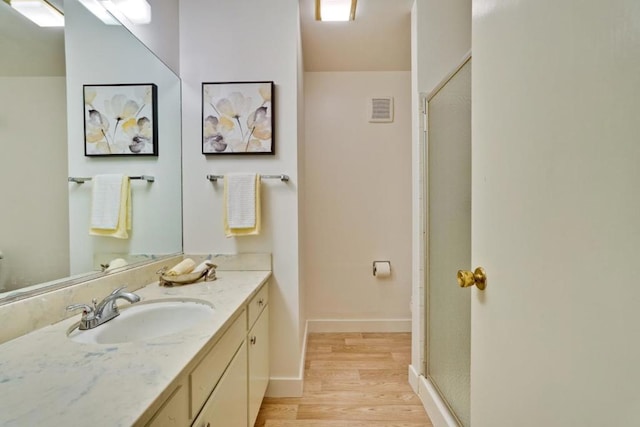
471,0,640,426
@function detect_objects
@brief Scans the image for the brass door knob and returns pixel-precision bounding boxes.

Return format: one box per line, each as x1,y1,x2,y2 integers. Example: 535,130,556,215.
457,267,487,290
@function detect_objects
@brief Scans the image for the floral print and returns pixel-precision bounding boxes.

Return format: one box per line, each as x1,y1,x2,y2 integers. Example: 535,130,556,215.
84,84,156,155
122,117,153,154
203,116,229,152
202,82,273,154
85,109,110,143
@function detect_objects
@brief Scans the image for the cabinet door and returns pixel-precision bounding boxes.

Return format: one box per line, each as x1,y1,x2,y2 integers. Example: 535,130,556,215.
190,311,246,417
146,382,189,427
192,342,248,427
248,305,269,427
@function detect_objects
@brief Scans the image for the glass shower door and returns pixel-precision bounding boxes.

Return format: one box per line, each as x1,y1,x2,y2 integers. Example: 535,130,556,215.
425,57,471,426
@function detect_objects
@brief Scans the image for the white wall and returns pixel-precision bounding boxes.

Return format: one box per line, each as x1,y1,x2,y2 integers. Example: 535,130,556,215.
414,0,471,94
0,77,69,290
410,0,471,380
65,0,182,274
179,0,304,395
303,71,412,330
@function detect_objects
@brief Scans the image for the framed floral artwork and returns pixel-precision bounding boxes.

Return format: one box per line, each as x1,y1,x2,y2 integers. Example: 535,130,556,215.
83,83,158,156
202,81,274,155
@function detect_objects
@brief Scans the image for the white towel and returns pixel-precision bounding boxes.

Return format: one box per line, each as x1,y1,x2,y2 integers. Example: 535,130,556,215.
193,260,215,273
225,173,257,228
90,174,126,230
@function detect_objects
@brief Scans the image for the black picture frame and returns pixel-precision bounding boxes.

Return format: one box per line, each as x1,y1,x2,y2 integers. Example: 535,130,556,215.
83,83,158,156
202,81,274,155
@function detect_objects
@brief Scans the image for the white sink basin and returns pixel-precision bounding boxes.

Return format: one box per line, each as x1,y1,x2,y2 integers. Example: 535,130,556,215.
67,298,215,344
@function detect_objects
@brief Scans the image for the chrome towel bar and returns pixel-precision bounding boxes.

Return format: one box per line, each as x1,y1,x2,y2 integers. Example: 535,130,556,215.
206,174,289,182
68,175,155,184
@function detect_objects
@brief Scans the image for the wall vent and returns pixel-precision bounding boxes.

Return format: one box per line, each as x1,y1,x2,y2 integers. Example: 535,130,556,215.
368,96,394,123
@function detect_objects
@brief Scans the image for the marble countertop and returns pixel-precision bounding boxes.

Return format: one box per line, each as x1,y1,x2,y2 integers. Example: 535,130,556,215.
0,270,271,426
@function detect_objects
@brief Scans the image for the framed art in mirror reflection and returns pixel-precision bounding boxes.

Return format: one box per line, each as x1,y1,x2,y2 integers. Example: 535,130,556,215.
83,83,158,156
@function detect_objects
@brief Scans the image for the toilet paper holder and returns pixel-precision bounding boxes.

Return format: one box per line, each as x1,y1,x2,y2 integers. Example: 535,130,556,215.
372,260,391,277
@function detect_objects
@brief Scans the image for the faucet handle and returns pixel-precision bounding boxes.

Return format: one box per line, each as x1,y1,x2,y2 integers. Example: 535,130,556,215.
66,303,95,315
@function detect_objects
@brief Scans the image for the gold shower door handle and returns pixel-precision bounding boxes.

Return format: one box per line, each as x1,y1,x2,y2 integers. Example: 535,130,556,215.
457,267,487,290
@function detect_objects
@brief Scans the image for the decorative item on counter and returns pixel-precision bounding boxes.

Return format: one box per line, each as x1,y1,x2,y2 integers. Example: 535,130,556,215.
192,260,215,274
164,258,196,276
157,259,217,287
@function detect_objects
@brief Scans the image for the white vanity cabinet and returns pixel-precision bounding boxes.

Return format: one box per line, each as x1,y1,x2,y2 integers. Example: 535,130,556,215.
142,281,269,427
146,309,246,427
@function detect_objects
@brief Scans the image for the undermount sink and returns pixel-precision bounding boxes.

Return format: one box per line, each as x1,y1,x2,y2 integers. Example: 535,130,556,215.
67,298,215,345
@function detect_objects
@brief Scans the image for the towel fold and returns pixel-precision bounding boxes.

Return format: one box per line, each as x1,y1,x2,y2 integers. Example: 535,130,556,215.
90,174,131,239
224,173,261,237
192,260,215,273
104,258,128,273
166,258,196,276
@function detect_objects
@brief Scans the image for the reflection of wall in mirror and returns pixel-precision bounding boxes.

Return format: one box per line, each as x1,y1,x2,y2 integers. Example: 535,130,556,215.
111,0,180,75
65,0,182,275
0,2,70,291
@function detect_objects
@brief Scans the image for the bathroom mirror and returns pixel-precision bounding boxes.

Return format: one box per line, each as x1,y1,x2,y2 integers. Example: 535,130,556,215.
0,0,182,304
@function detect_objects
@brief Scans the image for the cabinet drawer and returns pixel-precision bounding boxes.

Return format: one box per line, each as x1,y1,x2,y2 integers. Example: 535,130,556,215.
248,282,269,329
190,310,246,418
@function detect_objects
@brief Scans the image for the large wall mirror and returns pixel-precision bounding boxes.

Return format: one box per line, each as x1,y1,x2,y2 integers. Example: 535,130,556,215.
0,0,182,304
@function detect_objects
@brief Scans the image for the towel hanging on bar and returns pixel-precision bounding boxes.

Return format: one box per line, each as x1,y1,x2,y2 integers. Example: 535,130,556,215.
223,173,261,237
89,174,131,239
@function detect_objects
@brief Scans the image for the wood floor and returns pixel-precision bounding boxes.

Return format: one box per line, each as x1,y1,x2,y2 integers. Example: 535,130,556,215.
255,332,433,427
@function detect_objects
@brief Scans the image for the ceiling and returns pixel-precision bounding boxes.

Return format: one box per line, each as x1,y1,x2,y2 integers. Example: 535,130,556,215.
0,1,65,76
299,0,413,72
4,0,412,75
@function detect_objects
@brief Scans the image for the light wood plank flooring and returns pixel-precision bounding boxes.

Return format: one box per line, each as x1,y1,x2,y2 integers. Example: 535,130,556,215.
255,332,433,427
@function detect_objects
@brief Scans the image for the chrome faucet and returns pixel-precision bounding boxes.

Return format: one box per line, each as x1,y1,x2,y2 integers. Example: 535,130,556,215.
66,286,140,330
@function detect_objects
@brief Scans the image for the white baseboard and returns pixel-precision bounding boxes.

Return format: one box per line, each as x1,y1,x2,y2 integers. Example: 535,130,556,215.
265,377,303,397
408,363,421,392
265,321,309,398
408,364,459,427
307,318,411,333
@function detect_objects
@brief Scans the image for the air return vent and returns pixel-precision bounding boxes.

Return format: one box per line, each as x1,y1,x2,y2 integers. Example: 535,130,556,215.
368,96,394,123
